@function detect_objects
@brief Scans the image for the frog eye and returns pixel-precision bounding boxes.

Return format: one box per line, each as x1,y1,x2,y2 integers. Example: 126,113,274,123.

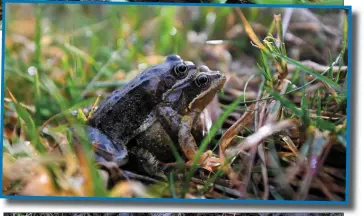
196,74,210,88
174,63,188,78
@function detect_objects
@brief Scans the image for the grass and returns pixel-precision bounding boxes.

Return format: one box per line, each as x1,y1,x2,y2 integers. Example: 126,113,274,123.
2,3,348,201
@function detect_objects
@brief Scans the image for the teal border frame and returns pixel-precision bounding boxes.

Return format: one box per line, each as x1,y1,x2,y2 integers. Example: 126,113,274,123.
0,0,353,205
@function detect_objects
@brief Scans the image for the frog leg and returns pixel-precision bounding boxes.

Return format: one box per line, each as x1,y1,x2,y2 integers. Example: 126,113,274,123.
128,146,167,180
95,155,131,185
132,110,157,137
156,106,212,163
155,105,182,135
88,126,129,167
178,112,212,163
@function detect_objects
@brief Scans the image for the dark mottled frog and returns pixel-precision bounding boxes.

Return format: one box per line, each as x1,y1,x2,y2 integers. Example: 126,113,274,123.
127,66,226,176
88,55,197,167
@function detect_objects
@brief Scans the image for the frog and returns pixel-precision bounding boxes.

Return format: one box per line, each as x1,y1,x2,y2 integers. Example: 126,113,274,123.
126,66,226,177
87,55,198,168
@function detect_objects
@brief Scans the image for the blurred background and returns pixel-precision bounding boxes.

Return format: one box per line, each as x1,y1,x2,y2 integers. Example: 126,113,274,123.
4,4,347,120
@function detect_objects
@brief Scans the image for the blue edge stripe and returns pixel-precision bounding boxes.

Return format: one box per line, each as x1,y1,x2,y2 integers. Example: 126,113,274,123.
0,0,353,205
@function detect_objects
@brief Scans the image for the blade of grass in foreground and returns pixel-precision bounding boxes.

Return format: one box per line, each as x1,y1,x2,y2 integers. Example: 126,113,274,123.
69,125,107,197
270,53,343,92
264,86,303,118
265,86,338,132
274,14,288,80
39,74,107,196
181,92,253,197
34,5,42,127
7,89,46,153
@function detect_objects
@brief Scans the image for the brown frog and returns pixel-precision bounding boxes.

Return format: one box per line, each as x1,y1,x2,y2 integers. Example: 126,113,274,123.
127,66,226,177
87,55,198,167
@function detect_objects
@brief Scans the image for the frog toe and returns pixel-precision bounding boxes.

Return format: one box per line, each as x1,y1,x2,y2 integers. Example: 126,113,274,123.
115,152,129,167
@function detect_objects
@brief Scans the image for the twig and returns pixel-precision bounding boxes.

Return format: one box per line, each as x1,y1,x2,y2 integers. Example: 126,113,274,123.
121,170,161,184
282,8,294,39
240,76,265,198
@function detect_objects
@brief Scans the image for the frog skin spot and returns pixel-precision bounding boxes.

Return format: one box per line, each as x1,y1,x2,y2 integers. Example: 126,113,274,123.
139,74,148,80
112,95,120,100
164,76,175,88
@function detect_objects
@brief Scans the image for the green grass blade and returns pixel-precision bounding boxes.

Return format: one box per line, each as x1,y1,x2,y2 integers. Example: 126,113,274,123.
271,52,343,92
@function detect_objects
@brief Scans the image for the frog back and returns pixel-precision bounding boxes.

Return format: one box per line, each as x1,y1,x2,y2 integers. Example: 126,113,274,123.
88,56,186,144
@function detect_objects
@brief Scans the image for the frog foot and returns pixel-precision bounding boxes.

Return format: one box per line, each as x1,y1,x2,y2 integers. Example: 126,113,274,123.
201,156,221,173
97,161,130,182
186,150,221,172
198,150,213,163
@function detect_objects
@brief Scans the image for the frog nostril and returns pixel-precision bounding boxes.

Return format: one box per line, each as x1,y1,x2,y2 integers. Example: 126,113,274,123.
214,74,222,79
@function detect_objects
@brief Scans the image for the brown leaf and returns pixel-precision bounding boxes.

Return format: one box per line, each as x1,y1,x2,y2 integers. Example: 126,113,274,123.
220,104,255,152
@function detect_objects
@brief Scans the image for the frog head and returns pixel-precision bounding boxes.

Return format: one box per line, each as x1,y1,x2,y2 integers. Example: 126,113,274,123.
137,55,198,98
162,65,226,114
187,68,226,112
